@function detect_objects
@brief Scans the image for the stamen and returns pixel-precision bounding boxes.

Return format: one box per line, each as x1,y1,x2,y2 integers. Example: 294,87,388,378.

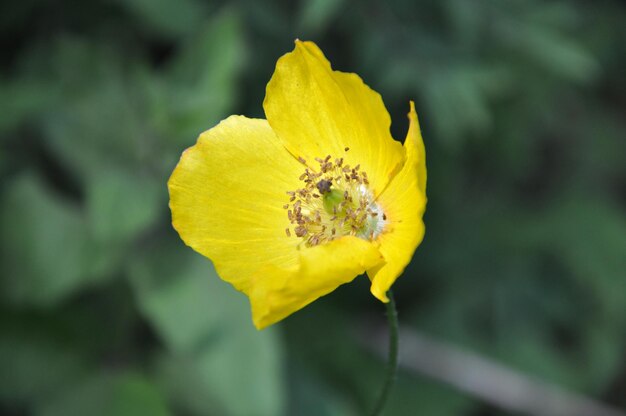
284,154,386,246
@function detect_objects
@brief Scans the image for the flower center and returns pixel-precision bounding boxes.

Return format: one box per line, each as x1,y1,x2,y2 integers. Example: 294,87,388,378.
284,152,386,246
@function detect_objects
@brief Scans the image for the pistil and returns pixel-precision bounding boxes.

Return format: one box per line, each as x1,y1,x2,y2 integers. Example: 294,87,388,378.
284,152,385,246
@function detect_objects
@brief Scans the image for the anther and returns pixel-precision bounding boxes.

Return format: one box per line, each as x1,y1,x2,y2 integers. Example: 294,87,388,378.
285,153,383,246
316,179,332,194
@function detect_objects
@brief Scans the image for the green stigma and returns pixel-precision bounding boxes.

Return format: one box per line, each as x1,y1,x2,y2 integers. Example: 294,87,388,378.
322,188,344,214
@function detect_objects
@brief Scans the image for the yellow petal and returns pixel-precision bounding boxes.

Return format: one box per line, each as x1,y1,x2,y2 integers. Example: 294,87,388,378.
368,102,427,302
249,236,384,329
168,115,304,293
264,40,405,197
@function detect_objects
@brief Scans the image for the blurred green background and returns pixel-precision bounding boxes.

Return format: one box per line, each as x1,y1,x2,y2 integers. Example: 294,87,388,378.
1,0,625,415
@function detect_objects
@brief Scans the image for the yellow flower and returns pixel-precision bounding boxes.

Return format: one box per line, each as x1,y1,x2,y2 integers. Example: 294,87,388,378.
168,40,426,329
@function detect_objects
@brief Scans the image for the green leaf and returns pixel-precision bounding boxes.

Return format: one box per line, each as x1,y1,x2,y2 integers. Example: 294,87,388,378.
289,362,358,416
114,0,207,38
33,37,158,178
129,241,228,352
161,9,245,146
297,0,346,35
518,195,626,319
0,79,61,134
37,373,170,416
387,374,476,416
0,317,92,405
86,168,162,245
192,322,284,416
518,28,599,82
421,66,495,145
0,173,90,306
44,80,147,179
129,239,286,416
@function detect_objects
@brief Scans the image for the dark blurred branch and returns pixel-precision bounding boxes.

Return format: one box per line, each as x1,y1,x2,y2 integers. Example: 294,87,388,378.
362,325,625,416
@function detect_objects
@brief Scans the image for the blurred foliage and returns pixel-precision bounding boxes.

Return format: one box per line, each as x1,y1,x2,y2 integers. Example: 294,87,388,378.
1,0,625,415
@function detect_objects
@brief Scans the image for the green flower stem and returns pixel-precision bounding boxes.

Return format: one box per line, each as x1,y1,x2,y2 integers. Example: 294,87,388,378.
369,290,399,416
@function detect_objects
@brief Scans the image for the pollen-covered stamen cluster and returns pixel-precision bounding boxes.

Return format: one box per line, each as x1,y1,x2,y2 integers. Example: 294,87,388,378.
284,152,386,246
